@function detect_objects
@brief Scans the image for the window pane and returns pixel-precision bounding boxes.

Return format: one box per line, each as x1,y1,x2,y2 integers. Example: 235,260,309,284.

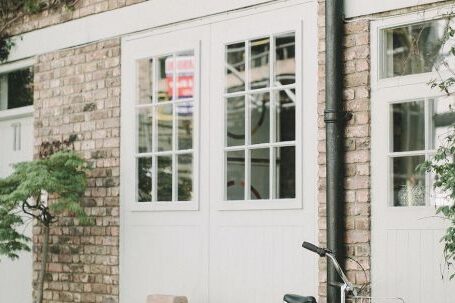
157,55,173,101
2,68,34,110
226,96,245,147
175,52,195,100
137,157,153,202
392,101,425,152
383,19,455,77
157,103,173,151
226,150,245,200
178,154,193,201
431,96,455,149
275,33,295,85
275,146,295,199
177,102,193,150
392,155,426,206
250,37,270,89
157,156,172,201
226,42,245,93
137,108,153,153
275,89,295,142
250,92,270,145
250,148,270,200
137,58,153,104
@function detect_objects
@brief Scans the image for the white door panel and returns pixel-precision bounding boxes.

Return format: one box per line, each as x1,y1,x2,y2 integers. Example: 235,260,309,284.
0,113,33,303
371,61,455,302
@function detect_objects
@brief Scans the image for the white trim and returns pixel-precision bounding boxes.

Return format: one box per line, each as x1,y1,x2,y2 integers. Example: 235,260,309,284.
7,0,316,62
0,57,35,73
371,4,455,91
0,106,33,121
345,0,447,18
122,31,201,212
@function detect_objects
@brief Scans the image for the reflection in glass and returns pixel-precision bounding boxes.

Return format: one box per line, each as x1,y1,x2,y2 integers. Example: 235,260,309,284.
137,108,153,153
226,42,246,93
137,157,153,202
157,104,173,151
392,155,426,206
226,150,245,200
178,154,193,201
392,101,425,152
275,33,295,85
226,96,245,146
137,58,153,104
250,38,270,89
157,55,173,101
175,51,195,99
250,93,270,145
157,156,172,201
431,96,455,148
383,19,455,77
275,146,295,199
177,102,193,150
250,148,270,200
275,89,296,142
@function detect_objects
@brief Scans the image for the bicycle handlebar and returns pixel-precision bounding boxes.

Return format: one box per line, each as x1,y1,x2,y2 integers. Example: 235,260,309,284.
302,241,331,257
302,241,356,296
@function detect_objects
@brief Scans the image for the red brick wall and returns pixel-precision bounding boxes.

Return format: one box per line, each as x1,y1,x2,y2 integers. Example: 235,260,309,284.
33,38,121,303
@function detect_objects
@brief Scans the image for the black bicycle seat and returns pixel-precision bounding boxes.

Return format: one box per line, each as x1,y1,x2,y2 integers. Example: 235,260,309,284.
283,294,317,303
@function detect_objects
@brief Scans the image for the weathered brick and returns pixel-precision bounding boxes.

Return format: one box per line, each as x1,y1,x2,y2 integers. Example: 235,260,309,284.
33,39,120,303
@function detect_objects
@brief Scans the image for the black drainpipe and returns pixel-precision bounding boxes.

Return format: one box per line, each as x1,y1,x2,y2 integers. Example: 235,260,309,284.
325,0,349,303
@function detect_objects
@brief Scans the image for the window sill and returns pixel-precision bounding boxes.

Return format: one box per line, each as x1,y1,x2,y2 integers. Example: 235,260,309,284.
0,106,33,121
217,198,302,211
129,201,199,212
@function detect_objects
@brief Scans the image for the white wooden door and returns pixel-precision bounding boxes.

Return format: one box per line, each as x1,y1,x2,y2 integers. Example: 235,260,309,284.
208,5,318,303
120,2,318,302
371,82,455,302
121,25,211,302
0,109,34,303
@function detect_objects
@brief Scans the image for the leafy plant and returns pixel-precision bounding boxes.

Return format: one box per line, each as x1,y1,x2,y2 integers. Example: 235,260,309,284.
0,137,91,303
0,0,79,62
416,18,455,280
419,129,455,279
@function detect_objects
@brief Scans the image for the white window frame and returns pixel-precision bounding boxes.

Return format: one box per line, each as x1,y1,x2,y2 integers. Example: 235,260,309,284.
122,32,201,212
209,5,318,211
0,57,35,122
371,6,455,209
222,33,298,202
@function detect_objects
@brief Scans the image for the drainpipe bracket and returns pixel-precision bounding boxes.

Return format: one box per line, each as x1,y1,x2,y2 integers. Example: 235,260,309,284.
324,110,352,123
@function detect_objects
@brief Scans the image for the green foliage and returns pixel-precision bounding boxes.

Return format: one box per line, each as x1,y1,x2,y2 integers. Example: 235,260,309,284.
419,126,455,279
0,150,90,261
0,0,79,62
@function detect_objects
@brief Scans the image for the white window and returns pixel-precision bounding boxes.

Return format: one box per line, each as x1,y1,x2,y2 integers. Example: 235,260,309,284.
373,13,455,208
224,34,296,201
135,51,196,203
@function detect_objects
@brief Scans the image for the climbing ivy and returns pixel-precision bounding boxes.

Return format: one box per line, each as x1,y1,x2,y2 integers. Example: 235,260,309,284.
0,0,79,62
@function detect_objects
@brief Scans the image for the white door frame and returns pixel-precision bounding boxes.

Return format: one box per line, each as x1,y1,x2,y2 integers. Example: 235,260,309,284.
120,1,319,302
370,7,455,302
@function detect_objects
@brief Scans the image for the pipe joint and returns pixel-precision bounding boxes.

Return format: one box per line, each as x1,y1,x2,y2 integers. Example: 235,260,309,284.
324,110,352,123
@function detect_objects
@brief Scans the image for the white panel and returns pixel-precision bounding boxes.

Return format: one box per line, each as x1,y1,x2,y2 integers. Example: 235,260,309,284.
345,0,446,18
121,225,205,302
0,114,34,303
